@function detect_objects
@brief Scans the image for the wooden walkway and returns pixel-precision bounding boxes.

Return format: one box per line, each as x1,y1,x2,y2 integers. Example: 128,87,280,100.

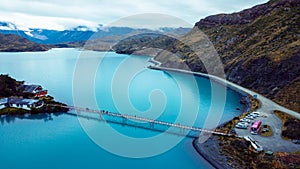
49,104,232,137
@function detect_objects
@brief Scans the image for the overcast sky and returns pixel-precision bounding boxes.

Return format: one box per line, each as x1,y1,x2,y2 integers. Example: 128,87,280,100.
0,0,268,30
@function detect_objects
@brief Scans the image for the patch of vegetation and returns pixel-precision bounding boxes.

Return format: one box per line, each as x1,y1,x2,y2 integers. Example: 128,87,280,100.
38,96,69,113
260,125,273,137
0,74,24,97
219,136,264,168
275,152,300,168
274,77,300,114
0,107,27,115
218,136,300,169
274,110,300,140
249,96,261,111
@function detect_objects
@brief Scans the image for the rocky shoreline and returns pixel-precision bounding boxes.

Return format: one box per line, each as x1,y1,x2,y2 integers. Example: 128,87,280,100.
193,136,232,169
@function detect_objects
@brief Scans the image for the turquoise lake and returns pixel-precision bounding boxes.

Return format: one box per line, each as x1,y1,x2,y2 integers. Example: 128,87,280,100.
0,48,246,169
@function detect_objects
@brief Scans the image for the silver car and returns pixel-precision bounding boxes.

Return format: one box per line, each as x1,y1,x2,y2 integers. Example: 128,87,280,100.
235,123,247,129
240,118,251,123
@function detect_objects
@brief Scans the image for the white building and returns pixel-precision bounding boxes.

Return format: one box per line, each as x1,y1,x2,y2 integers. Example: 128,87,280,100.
0,97,44,110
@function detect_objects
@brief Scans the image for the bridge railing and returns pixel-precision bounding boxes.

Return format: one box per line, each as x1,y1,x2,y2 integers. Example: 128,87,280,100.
47,104,232,137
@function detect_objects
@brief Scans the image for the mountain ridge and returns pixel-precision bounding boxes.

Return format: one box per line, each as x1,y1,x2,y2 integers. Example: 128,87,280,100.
0,34,50,52
0,21,190,45
196,0,298,27
113,0,300,112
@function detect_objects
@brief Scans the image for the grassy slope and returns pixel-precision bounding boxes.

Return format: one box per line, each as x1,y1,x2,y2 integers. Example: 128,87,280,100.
192,0,300,112
124,0,299,112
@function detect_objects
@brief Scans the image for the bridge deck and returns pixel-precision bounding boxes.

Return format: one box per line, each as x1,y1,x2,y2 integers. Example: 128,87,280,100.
49,104,232,137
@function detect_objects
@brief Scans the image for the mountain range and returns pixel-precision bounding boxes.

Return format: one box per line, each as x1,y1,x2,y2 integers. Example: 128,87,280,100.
0,22,190,45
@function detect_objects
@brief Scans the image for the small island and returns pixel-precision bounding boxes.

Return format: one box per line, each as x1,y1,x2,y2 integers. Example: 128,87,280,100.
0,74,69,115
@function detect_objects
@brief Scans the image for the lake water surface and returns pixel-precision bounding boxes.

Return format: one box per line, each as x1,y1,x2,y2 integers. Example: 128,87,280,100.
0,48,246,169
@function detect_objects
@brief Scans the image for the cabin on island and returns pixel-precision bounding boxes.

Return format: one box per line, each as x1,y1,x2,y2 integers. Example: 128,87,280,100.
0,97,44,110
19,84,48,97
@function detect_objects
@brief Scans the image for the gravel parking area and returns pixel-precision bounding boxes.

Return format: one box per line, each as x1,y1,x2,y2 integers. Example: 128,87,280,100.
235,110,300,152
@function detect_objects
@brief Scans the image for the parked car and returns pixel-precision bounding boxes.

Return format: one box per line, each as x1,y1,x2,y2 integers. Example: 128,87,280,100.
248,114,256,117
250,113,259,118
237,122,248,126
252,112,261,116
240,118,251,123
235,123,247,129
245,115,255,120
292,139,300,144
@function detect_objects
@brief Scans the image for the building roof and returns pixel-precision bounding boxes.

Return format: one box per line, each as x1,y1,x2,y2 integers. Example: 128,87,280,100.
0,98,8,105
20,85,41,93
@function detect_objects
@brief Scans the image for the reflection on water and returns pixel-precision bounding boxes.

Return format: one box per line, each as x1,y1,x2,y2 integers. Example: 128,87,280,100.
0,113,65,124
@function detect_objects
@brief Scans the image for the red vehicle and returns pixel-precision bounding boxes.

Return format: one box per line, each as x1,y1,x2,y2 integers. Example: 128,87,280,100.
250,120,262,134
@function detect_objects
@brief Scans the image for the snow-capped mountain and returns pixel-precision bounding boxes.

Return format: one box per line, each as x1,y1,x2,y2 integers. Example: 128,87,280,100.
0,21,190,44
0,22,17,30
0,21,137,44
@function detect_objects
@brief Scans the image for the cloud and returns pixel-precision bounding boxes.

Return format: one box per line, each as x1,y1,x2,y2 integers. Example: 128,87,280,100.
0,12,100,31
0,0,268,30
108,13,193,28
